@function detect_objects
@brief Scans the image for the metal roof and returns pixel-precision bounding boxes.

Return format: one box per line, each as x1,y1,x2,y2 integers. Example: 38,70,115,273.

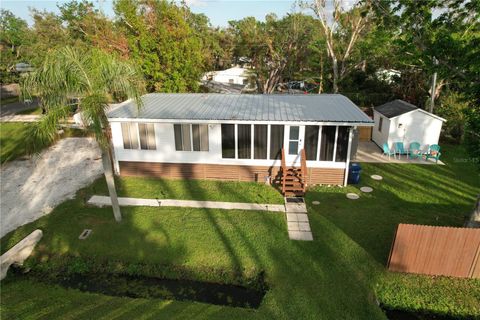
107,93,373,124
374,99,418,118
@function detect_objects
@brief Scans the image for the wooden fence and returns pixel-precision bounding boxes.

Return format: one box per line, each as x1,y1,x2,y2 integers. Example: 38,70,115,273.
358,126,372,142
387,224,480,278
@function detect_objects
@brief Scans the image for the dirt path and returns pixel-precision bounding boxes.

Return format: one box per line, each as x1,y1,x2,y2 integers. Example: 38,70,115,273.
0,138,103,238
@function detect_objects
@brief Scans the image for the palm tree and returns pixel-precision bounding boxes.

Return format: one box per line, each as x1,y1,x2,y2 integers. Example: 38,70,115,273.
23,46,145,222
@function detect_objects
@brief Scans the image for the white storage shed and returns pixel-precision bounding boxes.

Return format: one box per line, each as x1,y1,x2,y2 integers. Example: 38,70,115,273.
372,100,446,151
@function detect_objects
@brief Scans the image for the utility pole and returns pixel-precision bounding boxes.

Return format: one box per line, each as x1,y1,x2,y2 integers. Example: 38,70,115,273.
429,56,438,113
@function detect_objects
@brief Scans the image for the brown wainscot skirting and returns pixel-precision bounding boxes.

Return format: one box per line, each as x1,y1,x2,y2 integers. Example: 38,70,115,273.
118,161,346,186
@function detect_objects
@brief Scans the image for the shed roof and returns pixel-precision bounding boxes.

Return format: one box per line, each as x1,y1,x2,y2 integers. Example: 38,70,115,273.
374,99,418,118
107,93,373,124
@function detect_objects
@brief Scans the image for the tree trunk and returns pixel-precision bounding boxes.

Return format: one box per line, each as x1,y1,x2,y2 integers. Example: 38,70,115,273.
332,57,339,93
101,147,122,222
318,55,324,94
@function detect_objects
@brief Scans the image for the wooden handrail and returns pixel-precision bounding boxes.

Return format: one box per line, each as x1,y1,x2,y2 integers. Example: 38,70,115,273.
300,148,307,192
281,148,286,194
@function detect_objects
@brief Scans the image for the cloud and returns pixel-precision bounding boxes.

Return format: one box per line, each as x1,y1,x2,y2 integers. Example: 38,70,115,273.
184,0,208,7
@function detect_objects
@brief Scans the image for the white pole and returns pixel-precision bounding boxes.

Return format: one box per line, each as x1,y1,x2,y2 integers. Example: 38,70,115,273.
429,57,438,113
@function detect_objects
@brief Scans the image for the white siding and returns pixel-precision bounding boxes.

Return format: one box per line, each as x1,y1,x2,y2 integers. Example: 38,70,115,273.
110,122,348,174
372,110,391,148
387,110,443,151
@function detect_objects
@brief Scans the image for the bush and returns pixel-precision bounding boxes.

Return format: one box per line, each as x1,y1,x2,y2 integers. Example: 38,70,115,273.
436,92,470,143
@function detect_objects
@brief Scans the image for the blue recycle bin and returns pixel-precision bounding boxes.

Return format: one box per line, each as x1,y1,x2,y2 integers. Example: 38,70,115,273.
348,163,362,184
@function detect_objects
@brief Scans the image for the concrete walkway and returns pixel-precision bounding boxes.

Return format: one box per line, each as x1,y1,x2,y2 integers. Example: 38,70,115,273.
285,201,313,241
88,195,286,212
0,114,41,122
354,141,444,165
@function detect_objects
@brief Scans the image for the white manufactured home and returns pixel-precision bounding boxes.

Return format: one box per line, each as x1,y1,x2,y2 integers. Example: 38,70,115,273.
202,67,250,85
107,93,373,195
372,100,446,150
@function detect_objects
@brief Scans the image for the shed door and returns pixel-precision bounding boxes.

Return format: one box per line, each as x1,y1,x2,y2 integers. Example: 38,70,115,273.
285,125,304,165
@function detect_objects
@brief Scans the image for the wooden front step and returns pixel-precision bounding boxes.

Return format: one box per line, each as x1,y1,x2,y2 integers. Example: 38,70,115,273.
281,148,308,197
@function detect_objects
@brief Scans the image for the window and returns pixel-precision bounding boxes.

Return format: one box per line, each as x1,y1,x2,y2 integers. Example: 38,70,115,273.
174,124,208,151
221,124,235,158
242,78,248,85
121,123,139,149
192,124,209,151
320,126,336,161
378,117,383,132
305,125,319,161
254,125,267,159
269,125,284,160
237,124,251,159
229,79,234,84
288,126,300,155
139,123,156,150
335,127,349,162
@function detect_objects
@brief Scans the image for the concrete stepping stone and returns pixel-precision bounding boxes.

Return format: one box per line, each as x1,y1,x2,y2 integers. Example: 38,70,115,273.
371,174,383,180
298,222,311,232
360,186,373,193
288,230,313,241
285,203,307,213
346,193,360,200
287,221,300,231
312,201,320,205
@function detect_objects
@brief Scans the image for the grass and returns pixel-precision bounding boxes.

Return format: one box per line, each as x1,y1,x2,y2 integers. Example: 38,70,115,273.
90,176,285,204
0,96,19,105
15,107,42,115
0,122,89,163
1,144,479,319
0,122,31,163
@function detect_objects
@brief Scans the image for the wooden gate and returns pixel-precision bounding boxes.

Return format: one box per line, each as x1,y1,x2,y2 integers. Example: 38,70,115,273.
358,126,372,142
387,224,480,278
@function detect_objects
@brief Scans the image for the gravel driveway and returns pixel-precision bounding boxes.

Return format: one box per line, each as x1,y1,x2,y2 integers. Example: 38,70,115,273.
0,138,103,238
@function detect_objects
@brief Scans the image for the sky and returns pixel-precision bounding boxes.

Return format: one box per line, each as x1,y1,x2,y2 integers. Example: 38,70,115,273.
1,0,303,27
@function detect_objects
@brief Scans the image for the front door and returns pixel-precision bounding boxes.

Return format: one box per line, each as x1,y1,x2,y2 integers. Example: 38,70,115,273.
285,125,304,165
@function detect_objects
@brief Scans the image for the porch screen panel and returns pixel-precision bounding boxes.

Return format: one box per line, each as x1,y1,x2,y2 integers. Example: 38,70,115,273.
174,124,182,151
199,124,209,151
254,125,267,159
305,125,319,160
181,124,191,151
320,126,336,161
139,123,156,150
335,126,349,162
269,125,284,160
221,124,235,158
192,124,209,151
121,122,139,149
238,124,251,159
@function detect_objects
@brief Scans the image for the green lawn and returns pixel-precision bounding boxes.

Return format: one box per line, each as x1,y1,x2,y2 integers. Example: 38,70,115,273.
0,122,89,163
1,144,479,319
15,107,42,115
0,122,31,163
90,176,285,204
0,96,19,105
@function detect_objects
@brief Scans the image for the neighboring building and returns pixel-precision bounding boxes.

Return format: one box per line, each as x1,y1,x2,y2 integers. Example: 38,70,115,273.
203,67,250,85
372,99,446,150
107,93,373,193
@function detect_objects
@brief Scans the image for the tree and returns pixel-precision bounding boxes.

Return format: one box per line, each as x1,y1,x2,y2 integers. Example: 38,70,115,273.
230,13,316,93
308,0,372,93
114,0,205,92
0,10,32,82
22,47,145,222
